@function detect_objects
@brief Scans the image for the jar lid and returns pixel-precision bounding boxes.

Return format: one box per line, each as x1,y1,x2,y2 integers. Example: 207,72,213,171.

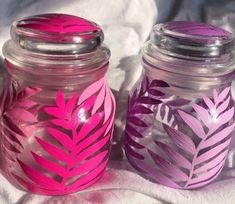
150,21,235,57
11,13,104,54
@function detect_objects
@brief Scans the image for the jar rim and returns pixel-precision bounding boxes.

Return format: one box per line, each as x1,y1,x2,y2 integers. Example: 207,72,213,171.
151,21,235,58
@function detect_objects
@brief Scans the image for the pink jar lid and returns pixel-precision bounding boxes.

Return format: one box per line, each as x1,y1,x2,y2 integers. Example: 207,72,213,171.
11,13,104,54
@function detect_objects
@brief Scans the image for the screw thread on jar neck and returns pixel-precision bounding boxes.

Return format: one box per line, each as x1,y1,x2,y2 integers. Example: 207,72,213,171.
3,13,110,89
142,21,235,92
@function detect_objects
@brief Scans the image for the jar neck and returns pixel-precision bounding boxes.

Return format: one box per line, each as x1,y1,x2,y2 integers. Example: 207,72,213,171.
3,39,110,90
142,41,235,98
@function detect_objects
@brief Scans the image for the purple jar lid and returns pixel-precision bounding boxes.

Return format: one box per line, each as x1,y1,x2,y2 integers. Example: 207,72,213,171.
11,13,104,54
151,21,234,57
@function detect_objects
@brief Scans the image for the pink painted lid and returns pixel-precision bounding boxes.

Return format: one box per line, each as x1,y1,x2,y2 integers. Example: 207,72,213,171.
11,13,104,53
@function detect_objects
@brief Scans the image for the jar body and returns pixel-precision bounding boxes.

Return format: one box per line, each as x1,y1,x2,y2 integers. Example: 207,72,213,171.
124,67,235,189
0,64,115,195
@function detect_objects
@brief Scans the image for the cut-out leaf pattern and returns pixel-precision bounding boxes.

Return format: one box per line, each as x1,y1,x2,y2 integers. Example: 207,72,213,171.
4,78,115,195
0,80,41,155
125,76,169,159
154,86,234,189
125,77,234,189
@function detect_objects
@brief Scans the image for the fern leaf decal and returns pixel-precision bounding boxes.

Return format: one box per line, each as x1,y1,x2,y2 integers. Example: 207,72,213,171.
13,78,115,194
157,86,234,189
125,76,171,172
125,80,234,189
0,81,41,157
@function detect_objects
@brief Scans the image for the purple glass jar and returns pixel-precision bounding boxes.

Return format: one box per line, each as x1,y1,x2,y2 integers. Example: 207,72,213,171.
124,21,235,189
0,14,115,195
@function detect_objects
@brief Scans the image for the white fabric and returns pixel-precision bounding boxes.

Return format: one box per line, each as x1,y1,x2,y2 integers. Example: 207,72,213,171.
0,0,235,203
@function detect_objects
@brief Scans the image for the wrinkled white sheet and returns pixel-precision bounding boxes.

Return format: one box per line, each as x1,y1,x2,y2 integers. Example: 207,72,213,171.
1,0,235,203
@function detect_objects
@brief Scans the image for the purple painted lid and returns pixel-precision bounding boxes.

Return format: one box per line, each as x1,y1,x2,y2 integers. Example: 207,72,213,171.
151,21,234,57
11,13,104,54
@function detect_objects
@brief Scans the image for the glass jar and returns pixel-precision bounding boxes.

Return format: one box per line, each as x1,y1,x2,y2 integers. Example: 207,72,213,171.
0,13,115,195
124,21,235,189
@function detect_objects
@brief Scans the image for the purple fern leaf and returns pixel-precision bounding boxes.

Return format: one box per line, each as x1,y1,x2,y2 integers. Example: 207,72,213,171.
165,98,191,107
148,149,188,181
150,80,169,88
148,89,165,96
128,116,147,127
155,141,191,169
137,97,161,105
163,124,196,154
132,105,153,114
125,124,143,138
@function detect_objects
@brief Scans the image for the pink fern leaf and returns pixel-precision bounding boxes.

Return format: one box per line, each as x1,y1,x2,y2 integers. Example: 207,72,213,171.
201,123,235,149
188,160,225,186
31,152,66,177
72,134,111,165
77,78,104,105
65,94,78,113
104,87,114,122
50,119,73,130
44,107,65,119
195,138,231,165
207,107,234,135
194,150,228,174
163,124,196,154
215,87,230,106
203,96,215,111
0,80,17,113
4,138,21,153
7,108,37,123
74,94,96,113
74,112,104,143
17,87,41,100
68,150,108,177
91,84,105,115
192,104,210,127
76,119,112,152
56,90,66,110
47,127,73,150
178,110,205,139
69,160,108,190
187,168,223,189
17,159,61,190
216,95,230,116
36,137,71,163
17,86,114,194
16,100,37,108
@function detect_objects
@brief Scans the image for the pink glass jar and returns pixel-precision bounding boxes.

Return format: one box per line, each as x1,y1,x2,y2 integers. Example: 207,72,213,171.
0,14,115,195
124,21,235,189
